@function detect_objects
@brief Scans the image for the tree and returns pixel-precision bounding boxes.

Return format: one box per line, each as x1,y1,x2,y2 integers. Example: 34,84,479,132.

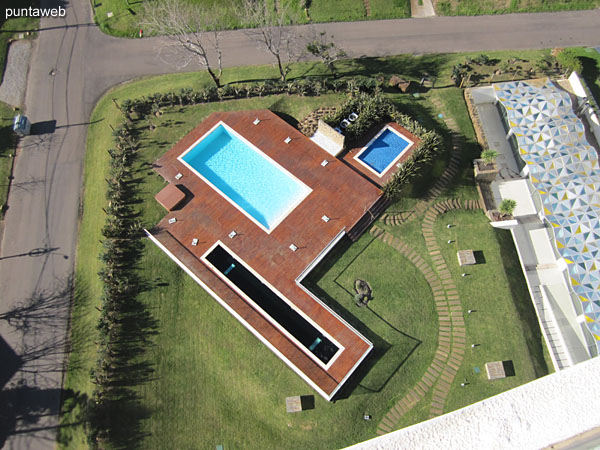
141,0,224,88
306,31,346,78
239,0,300,82
499,199,517,217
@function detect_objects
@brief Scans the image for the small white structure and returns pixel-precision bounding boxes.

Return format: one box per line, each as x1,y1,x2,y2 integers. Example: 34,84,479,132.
310,120,345,157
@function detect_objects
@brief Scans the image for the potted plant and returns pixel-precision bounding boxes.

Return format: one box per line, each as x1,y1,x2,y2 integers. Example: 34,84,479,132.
498,198,517,219
474,149,499,182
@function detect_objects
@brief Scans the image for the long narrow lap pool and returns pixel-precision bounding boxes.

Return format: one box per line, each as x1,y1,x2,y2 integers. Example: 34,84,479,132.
205,244,339,364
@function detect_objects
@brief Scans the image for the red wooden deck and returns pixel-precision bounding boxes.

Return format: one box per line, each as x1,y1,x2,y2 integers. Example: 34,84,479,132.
150,110,385,399
342,122,420,187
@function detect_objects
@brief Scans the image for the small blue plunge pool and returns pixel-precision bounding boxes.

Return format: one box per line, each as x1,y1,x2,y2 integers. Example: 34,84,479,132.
355,126,414,176
178,123,311,232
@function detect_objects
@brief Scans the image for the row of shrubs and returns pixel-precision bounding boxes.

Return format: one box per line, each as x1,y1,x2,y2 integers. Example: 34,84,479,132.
88,123,147,448
118,76,441,202
324,92,442,199
118,76,388,120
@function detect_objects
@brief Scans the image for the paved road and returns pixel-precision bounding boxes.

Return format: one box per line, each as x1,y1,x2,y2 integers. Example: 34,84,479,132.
0,1,599,448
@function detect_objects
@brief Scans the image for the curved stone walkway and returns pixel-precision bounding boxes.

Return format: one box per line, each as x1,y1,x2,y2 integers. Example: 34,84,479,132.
370,225,451,435
373,95,488,434
379,95,464,228
374,199,482,435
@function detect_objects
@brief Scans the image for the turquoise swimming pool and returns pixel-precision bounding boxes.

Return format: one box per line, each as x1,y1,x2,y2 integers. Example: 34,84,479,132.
179,123,311,232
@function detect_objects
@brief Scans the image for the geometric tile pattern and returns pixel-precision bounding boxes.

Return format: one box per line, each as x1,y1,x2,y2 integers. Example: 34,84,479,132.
495,79,600,346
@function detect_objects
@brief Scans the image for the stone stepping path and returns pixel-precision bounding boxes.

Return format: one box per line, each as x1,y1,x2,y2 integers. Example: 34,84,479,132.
370,225,461,435
363,0,371,16
370,96,486,434
421,200,482,419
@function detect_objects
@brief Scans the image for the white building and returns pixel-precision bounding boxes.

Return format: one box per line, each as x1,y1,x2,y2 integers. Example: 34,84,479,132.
469,77,600,370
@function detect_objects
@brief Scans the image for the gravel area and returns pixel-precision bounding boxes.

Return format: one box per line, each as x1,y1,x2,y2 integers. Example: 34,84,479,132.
0,40,33,108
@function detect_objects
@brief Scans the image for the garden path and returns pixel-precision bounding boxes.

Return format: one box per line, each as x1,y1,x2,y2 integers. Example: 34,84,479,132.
373,97,484,434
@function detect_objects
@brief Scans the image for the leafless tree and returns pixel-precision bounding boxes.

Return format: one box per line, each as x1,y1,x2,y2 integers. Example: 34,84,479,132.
238,0,300,82
306,30,347,78
141,0,223,87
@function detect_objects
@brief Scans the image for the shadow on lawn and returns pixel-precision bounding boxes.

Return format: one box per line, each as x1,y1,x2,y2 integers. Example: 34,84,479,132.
494,228,550,378
302,236,422,400
341,55,450,83
579,56,600,104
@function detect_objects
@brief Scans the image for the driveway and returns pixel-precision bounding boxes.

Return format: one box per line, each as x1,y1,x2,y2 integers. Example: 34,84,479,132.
0,1,599,448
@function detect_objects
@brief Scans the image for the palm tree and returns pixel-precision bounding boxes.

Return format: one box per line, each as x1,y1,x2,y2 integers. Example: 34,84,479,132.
481,149,498,166
499,199,517,217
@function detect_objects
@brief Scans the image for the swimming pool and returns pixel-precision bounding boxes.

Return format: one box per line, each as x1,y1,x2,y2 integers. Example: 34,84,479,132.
178,122,311,232
354,126,414,176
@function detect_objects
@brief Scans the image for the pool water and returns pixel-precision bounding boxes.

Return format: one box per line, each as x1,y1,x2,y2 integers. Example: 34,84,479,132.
356,127,413,175
179,123,310,232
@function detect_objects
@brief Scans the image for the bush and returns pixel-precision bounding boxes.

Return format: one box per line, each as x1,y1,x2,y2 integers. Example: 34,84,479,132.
554,48,583,75
323,93,441,200
481,149,498,164
499,198,517,217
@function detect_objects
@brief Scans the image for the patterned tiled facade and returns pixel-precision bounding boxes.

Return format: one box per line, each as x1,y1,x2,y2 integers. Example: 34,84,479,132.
495,80,600,347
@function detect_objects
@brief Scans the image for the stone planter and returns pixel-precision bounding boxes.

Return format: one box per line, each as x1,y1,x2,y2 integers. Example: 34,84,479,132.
474,159,498,183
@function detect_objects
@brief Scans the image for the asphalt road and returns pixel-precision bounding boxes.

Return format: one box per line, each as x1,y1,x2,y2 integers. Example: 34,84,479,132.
0,1,599,448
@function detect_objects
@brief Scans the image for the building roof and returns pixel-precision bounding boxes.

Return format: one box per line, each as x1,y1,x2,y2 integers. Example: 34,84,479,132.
495,79,600,346
349,356,600,450
149,110,384,399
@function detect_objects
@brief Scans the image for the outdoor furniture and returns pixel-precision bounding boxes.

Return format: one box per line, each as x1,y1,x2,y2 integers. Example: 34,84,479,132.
457,249,476,266
340,119,350,129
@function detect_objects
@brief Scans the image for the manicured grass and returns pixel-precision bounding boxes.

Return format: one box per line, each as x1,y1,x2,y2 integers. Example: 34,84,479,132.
434,210,553,413
374,208,553,428
93,0,250,37
304,235,438,398
308,0,367,22
93,0,410,37
63,49,563,447
435,0,600,16
369,0,411,19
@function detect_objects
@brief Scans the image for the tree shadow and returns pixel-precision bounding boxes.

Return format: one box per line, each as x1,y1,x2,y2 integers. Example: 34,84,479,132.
579,56,600,103
494,228,550,378
340,54,450,81
0,385,89,449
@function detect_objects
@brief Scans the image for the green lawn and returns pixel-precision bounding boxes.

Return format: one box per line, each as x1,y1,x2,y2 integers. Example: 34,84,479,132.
61,49,565,448
61,86,441,448
373,208,553,428
93,0,410,37
435,0,600,15
434,210,552,412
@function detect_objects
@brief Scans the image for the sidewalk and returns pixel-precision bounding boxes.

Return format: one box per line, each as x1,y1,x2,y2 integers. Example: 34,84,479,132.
0,39,33,108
